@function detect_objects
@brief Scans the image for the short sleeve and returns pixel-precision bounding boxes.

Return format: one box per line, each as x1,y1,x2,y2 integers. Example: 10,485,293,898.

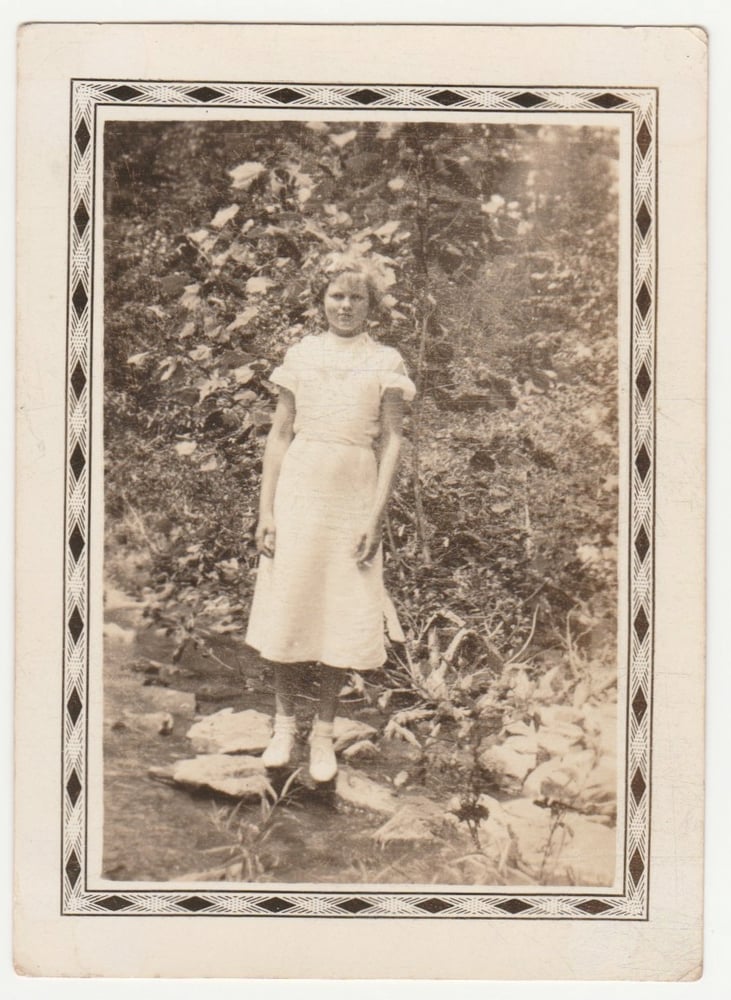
269,340,304,395
380,350,416,402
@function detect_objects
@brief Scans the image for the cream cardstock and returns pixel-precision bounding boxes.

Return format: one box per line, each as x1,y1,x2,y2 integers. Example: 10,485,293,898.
15,23,706,979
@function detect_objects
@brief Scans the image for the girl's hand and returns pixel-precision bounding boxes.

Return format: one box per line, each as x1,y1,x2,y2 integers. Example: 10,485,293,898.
255,514,276,558
355,520,381,568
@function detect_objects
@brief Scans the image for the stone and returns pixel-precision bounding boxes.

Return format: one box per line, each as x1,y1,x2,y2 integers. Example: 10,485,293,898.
536,721,585,759
581,703,618,757
478,722,538,786
371,796,446,845
104,586,146,613
500,796,555,872
383,739,423,766
342,740,379,761
104,589,147,628
113,710,173,736
478,737,537,784
465,794,516,873
500,795,616,886
503,729,538,757
186,707,272,753
558,814,617,886
522,759,574,800
440,794,513,874
504,666,535,700
333,717,378,753
533,664,563,703
535,704,585,729
158,754,275,801
503,719,536,740
474,792,509,822
425,742,475,776
580,758,618,814
128,657,163,675
335,767,398,815
393,770,409,790
148,764,175,781
140,686,196,718
522,749,596,801
502,796,549,827
103,622,136,644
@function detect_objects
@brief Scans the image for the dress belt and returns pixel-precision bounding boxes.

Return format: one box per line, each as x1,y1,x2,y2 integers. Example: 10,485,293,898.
295,431,373,451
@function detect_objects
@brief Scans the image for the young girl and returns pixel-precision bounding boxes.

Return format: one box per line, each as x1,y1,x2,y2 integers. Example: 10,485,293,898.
245,254,416,782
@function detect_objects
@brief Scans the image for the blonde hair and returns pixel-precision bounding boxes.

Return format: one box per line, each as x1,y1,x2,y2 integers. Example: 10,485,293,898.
313,251,393,311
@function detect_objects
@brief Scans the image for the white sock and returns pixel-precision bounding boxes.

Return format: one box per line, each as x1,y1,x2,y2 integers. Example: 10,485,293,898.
273,713,296,732
311,719,334,740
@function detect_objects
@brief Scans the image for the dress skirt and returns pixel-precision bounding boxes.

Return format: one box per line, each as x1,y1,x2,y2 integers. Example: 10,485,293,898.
245,434,387,671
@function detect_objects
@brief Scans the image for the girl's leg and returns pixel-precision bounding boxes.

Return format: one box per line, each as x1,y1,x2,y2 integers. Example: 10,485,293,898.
316,665,343,723
262,663,298,768
273,663,298,717
309,665,343,782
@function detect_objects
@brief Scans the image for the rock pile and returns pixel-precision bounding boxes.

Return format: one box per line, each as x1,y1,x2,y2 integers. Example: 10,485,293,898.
143,690,617,887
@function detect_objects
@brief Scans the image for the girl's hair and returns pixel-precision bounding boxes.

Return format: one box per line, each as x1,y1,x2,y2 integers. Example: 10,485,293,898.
311,251,389,312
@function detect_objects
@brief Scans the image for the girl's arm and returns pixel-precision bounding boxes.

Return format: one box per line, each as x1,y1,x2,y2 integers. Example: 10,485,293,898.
255,389,295,557
355,389,405,567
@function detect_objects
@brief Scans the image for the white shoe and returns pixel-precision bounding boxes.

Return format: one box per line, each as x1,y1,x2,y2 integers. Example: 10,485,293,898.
309,731,337,783
262,717,296,768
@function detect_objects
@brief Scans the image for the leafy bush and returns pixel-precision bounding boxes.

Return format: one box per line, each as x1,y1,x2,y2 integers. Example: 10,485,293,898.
104,119,618,679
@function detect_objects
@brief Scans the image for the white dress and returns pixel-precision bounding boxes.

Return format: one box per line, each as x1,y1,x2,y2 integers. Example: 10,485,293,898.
245,330,416,671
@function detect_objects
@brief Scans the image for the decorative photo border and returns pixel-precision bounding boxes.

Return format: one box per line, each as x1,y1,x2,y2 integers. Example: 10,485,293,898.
62,80,656,919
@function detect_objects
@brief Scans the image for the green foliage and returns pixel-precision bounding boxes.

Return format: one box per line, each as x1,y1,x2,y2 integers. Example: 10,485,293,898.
104,119,619,678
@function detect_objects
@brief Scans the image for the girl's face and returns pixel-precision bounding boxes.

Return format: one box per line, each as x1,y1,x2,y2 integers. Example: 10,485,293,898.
323,272,370,337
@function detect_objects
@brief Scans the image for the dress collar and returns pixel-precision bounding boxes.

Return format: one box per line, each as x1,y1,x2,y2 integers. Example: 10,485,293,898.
322,329,371,349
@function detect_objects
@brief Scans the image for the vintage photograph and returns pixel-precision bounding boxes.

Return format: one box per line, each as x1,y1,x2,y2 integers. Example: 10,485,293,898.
17,22,708,980
101,113,623,889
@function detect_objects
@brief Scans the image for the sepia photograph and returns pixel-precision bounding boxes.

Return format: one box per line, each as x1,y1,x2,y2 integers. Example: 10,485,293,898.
100,111,624,890
15,21,707,980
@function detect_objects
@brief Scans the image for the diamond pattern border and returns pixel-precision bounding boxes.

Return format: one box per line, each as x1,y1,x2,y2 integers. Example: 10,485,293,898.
62,80,656,920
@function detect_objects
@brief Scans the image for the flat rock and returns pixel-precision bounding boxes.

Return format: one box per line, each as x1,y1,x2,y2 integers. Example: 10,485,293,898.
500,797,557,872
558,814,616,886
333,717,378,752
140,686,197,718
522,749,596,801
158,754,275,801
451,793,516,874
342,739,379,761
502,796,549,828
535,705,585,729
382,739,423,765
479,739,537,785
371,796,446,845
148,764,175,781
503,719,536,741
501,794,616,885
581,703,618,757
580,757,617,814
104,589,147,629
186,707,271,753
536,721,585,759
104,587,146,613
103,622,136,645
335,767,398,815
112,710,173,736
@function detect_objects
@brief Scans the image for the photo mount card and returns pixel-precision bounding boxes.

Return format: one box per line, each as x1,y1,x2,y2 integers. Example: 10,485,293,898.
15,23,706,980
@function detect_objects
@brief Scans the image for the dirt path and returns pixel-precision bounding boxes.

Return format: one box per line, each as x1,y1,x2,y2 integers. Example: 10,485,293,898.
102,601,618,887
103,615,449,884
